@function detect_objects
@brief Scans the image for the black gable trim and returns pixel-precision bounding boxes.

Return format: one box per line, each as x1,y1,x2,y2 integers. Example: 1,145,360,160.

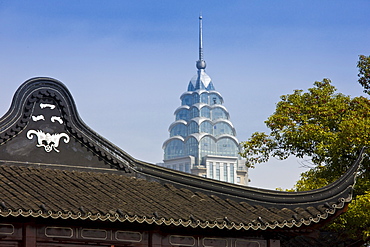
0,77,136,172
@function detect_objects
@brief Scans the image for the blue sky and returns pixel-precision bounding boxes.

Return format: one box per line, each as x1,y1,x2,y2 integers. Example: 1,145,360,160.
0,1,369,189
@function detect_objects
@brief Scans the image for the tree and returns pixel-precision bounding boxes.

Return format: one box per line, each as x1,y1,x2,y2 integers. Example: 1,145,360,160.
295,169,370,245
358,55,370,95
240,79,370,245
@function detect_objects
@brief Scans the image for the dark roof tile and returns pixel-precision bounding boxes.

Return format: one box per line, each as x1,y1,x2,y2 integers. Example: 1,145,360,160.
0,163,352,231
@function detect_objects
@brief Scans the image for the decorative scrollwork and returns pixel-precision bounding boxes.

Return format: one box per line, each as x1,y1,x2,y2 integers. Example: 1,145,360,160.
27,130,70,153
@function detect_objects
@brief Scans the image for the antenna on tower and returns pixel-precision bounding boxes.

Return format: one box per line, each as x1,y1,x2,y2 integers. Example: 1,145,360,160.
196,14,206,70
199,14,203,61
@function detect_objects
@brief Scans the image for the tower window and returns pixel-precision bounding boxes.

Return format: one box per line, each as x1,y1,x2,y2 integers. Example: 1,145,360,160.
224,163,228,181
216,162,220,180
185,163,190,173
209,162,213,178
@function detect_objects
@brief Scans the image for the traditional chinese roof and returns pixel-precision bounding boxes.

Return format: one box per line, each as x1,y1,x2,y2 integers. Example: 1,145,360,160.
0,77,364,232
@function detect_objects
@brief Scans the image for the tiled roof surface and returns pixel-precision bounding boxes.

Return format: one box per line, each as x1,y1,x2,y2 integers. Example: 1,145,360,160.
0,78,363,233
0,161,356,231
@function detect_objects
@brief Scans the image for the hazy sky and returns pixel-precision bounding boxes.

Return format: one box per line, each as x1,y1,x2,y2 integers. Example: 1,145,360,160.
0,1,369,189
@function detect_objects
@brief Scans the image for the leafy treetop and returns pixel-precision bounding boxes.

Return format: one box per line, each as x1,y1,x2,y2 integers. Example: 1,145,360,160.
240,66,370,244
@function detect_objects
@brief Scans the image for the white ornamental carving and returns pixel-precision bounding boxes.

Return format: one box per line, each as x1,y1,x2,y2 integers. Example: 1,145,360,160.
27,130,70,153
40,103,56,109
31,115,45,121
51,116,63,124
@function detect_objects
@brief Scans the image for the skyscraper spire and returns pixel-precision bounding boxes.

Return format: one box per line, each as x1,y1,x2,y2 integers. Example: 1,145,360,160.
161,14,247,186
199,14,204,61
196,14,206,70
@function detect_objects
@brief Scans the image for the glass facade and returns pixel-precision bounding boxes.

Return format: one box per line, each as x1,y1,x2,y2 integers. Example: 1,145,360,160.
216,138,239,157
164,139,184,159
188,121,199,134
200,136,216,157
215,163,220,180
182,95,192,106
211,108,227,121
200,107,211,118
200,93,208,103
230,163,235,183
161,62,249,185
161,16,247,185
185,163,190,173
223,163,228,181
185,137,198,157
170,123,187,138
209,162,213,178
200,121,212,134
214,122,233,136
176,109,188,121
163,68,240,165
190,107,199,119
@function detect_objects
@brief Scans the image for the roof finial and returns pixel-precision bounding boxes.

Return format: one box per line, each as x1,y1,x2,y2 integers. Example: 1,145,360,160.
196,14,206,70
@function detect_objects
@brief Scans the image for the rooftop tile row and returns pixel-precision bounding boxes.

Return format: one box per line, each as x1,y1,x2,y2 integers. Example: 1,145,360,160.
0,164,349,231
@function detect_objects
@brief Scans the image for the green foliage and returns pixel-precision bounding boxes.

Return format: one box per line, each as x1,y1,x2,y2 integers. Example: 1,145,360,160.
275,187,295,192
294,167,370,242
241,79,370,174
358,55,370,95
327,192,370,242
240,76,370,243
294,168,330,191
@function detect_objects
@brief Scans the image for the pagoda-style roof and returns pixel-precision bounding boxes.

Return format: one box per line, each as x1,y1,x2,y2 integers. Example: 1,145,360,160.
0,77,364,233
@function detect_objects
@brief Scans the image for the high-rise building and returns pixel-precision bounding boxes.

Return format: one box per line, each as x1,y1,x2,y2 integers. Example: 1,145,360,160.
160,16,248,186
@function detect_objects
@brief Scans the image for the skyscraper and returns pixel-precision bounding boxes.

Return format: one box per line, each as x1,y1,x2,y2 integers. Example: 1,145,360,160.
160,16,248,186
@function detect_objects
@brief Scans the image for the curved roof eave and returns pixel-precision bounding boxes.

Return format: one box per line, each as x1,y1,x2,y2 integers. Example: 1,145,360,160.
191,103,207,110
189,117,209,125
174,105,190,115
138,148,365,208
216,134,239,144
208,90,223,98
199,133,218,142
197,89,208,94
185,133,239,143
162,136,185,149
214,119,235,128
211,104,228,112
180,89,224,99
208,91,224,103
168,120,188,131
0,159,360,232
185,133,209,142
197,118,212,125
197,104,231,114
213,120,237,136
180,91,194,100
